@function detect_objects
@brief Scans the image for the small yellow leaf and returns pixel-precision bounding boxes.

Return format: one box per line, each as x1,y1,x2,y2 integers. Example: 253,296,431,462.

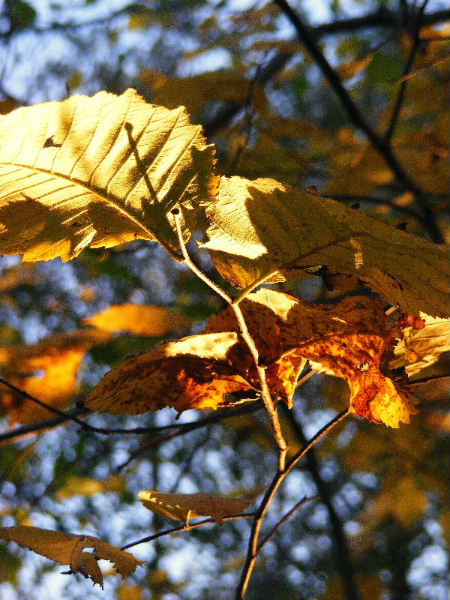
138,491,252,522
84,304,191,336
0,526,142,588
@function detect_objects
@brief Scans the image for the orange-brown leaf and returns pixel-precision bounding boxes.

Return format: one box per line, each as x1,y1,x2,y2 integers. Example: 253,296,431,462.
85,332,256,414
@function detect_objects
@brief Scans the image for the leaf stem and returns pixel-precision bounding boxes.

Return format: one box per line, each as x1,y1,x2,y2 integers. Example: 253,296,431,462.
172,209,288,470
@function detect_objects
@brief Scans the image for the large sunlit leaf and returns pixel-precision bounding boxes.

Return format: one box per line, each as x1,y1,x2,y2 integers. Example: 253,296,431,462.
0,89,216,261
0,526,142,588
138,491,251,522
203,177,449,317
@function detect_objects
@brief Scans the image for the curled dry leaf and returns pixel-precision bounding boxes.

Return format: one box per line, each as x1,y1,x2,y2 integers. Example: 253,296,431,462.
203,176,449,317
0,525,142,588
85,332,257,414
138,491,252,522
0,89,216,261
84,303,191,337
390,313,450,377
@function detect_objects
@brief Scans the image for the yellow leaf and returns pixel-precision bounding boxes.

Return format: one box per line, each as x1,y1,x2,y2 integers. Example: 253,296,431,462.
0,329,111,425
84,304,191,336
203,176,449,317
0,525,142,588
138,491,251,522
56,475,124,500
85,332,256,414
0,89,216,261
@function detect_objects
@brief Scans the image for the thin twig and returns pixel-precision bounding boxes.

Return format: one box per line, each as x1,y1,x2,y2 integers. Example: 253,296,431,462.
120,512,256,551
258,495,319,550
236,409,349,599
116,404,262,470
172,209,288,471
384,0,431,142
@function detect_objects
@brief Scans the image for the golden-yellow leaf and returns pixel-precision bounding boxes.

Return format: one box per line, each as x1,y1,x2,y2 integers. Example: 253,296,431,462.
84,304,191,336
138,491,251,522
203,176,449,317
0,525,142,588
0,329,111,425
0,89,216,261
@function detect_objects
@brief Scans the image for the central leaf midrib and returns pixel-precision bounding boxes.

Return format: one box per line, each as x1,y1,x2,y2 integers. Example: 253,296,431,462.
0,160,158,240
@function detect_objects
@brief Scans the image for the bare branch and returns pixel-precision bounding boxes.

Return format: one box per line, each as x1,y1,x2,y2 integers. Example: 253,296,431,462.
120,512,256,551
272,0,444,243
236,410,349,599
384,0,432,142
258,495,319,550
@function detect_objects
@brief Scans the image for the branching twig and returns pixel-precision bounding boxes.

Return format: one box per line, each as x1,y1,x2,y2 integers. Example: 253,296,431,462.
384,0,431,142
258,495,319,550
116,404,262,470
172,209,288,471
236,409,349,599
272,0,444,244
120,512,256,551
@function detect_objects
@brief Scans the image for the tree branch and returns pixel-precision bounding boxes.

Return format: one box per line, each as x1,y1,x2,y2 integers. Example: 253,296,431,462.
280,405,362,600
384,0,431,142
272,0,444,243
120,512,256,551
236,410,349,599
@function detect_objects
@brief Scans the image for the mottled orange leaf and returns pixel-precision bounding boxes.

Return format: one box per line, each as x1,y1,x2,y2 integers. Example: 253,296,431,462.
84,304,191,337
85,332,257,414
207,290,418,427
0,526,142,588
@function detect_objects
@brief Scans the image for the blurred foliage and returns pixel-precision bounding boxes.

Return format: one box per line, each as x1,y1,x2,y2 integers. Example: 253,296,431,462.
0,0,449,599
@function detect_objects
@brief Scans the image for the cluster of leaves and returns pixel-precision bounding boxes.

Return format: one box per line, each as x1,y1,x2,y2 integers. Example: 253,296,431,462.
0,1,449,599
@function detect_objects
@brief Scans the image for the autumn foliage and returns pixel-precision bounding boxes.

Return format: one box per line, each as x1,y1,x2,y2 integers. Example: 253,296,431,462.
0,1,449,599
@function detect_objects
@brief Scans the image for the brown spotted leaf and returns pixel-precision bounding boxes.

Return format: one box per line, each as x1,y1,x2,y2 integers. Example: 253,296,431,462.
206,290,417,427
85,332,257,414
203,177,449,317
138,491,252,522
0,526,142,588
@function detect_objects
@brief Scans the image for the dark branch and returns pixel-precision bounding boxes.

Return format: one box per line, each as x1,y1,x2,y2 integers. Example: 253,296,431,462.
272,0,445,243
384,0,431,142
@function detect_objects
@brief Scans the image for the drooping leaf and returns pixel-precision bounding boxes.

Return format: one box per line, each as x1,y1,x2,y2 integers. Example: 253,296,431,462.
206,290,419,427
0,89,216,261
84,332,256,414
138,491,251,522
203,176,449,317
84,304,191,336
0,526,142,588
